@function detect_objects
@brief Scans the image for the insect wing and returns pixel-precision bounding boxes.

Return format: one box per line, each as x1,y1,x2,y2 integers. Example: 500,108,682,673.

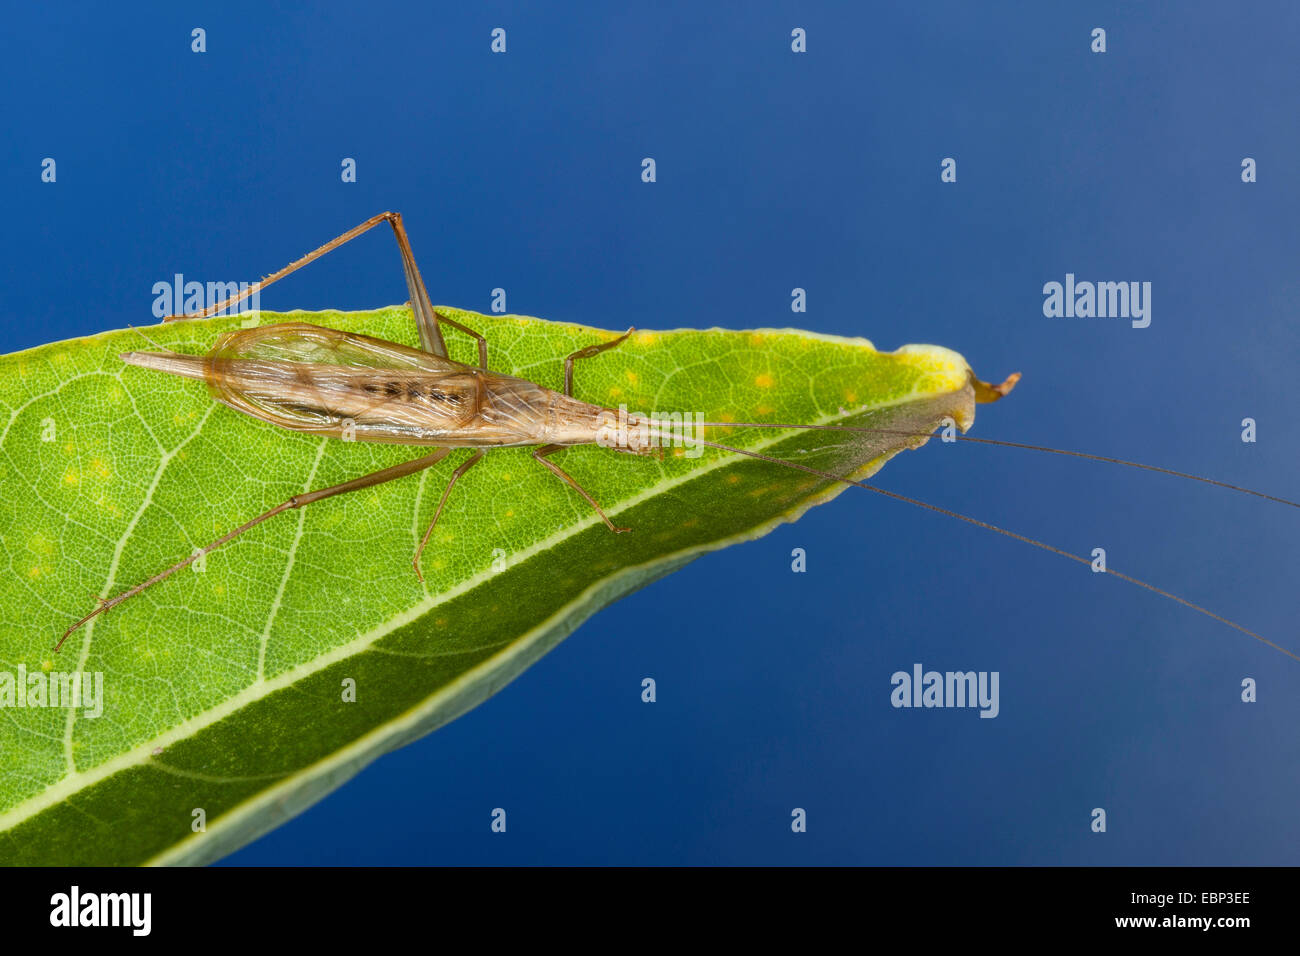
203,323,480,443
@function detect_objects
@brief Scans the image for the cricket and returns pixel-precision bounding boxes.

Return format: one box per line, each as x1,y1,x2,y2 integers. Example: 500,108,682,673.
54,211,1300,661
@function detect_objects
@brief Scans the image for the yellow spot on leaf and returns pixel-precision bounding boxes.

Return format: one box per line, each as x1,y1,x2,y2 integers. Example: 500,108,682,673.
624,369,639,386
844,390,857,403
607,387,623,399
726,474,741,485
754,374,774,389
90,458,110,479
62,469,79,486
95,496,122,518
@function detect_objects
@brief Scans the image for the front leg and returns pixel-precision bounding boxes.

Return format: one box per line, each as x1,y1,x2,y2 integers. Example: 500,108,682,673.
532,445,630,533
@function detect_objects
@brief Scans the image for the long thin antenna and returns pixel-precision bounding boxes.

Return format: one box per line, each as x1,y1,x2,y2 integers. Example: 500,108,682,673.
671,431,1298,663
690,421,1299,510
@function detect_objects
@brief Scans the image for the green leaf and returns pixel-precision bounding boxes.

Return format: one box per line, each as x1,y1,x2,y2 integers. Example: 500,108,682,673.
0,307,1001,864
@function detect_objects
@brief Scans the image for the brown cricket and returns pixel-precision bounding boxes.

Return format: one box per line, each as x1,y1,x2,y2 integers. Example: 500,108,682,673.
55,212,1299,660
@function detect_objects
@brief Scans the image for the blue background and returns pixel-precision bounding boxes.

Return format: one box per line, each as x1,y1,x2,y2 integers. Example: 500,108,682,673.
3,2,1297,864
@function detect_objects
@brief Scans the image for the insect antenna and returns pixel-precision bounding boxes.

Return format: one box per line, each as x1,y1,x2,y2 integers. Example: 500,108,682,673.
689,422,1300,509
656,428,1299,663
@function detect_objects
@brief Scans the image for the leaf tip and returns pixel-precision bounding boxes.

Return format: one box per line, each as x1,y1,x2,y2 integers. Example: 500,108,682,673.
973,371,1021,404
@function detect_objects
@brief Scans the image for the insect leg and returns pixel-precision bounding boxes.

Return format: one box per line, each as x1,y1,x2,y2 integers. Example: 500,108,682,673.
433,310,488,369
413,450,486,581
163,211,451,359
55,448,453,651
563,328,635,397
532,444,630,533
